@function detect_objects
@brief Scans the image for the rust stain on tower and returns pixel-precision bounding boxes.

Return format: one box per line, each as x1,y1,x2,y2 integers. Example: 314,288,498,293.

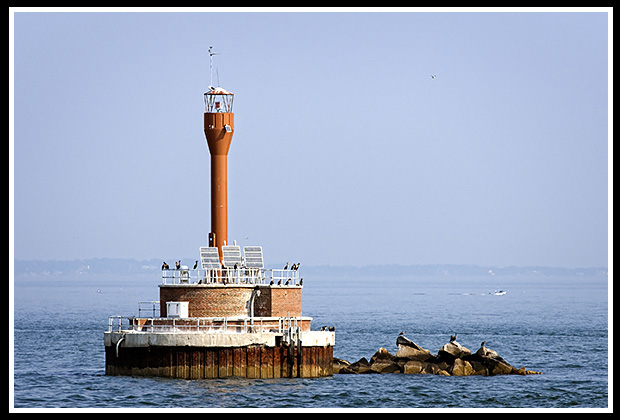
204,87,235,262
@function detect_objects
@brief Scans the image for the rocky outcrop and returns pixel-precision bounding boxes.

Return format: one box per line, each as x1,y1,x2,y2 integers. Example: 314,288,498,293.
334,335,541,377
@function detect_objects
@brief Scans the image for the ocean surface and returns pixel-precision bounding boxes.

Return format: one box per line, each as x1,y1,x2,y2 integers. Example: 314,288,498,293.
12,271,609,410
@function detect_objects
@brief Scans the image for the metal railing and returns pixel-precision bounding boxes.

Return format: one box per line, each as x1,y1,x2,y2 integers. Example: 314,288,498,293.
138,301,160,318
161,268,301,286
107,315,303,335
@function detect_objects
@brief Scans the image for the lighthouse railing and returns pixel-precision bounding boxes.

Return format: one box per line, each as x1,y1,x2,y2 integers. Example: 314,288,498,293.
107,315,307,335
160,268,300,286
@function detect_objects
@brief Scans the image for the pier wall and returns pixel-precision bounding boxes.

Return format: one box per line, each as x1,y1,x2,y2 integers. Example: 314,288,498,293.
104,331,334,379
105,343,333,379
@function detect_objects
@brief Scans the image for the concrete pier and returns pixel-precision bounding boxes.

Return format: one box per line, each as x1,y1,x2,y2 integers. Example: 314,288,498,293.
104,330,334,379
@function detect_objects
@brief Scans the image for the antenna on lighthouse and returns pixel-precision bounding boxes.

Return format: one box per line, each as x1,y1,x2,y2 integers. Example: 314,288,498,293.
208,46,220,90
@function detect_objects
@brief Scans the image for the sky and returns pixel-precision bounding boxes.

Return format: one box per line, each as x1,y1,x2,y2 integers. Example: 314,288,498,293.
10,9,611,268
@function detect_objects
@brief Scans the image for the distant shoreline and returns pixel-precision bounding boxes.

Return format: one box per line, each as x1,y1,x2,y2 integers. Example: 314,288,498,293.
13,258,608,278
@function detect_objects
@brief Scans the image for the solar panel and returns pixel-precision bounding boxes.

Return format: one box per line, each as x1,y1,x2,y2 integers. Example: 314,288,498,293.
200,246,221,269
244,246,264,269
221,245,242,268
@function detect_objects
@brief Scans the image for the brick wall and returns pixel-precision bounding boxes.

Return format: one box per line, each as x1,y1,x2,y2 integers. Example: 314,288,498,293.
253,286,302,317
159,285,253,317
269,287,302,317
159,285,302,318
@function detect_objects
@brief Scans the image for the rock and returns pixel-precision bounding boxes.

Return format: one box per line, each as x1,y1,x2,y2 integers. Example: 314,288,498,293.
396,335,425,349
435,361,451,372
403,360,423,374
468,360,489,376
475,344,499,358
438,341,471,360
449,358,474,376
395,346,432,361
355,366,376,374
421,362,447,375
395,336,431,360
370,360,401,374
368,348,401,373
403,360,441,375
345,357,376,374
332,357,350,374
489,358,515,376
420,362,437,374
370,347,394,364
351,357,369,367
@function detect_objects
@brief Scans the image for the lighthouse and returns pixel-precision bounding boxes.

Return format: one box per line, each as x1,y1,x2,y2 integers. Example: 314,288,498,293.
204,85,234,262
103,49,335,379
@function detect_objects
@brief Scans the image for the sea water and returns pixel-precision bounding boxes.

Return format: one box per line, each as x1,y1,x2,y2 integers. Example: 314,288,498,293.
12,272,608,409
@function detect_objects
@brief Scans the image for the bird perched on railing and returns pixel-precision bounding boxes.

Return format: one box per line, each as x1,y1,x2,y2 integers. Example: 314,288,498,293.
175,261,181,270
283,262,289,270
161,262,169,270
193,260,198,269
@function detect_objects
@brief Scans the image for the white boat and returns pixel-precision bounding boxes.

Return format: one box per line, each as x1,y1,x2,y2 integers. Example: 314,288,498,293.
491,290,506,296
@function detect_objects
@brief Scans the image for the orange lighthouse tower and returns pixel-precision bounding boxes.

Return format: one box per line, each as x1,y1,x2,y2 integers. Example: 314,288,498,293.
204,86,234,262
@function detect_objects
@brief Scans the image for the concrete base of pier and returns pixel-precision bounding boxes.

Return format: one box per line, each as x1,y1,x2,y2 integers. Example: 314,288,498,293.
104,331,334,379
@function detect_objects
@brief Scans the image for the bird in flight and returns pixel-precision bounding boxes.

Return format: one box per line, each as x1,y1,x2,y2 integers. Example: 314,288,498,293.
431,75,437,79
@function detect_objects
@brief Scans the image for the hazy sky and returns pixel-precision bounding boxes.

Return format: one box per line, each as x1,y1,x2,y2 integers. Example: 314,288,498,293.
11,9,610,268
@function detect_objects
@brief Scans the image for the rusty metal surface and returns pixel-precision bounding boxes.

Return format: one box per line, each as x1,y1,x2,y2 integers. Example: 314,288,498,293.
204,111,235,261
